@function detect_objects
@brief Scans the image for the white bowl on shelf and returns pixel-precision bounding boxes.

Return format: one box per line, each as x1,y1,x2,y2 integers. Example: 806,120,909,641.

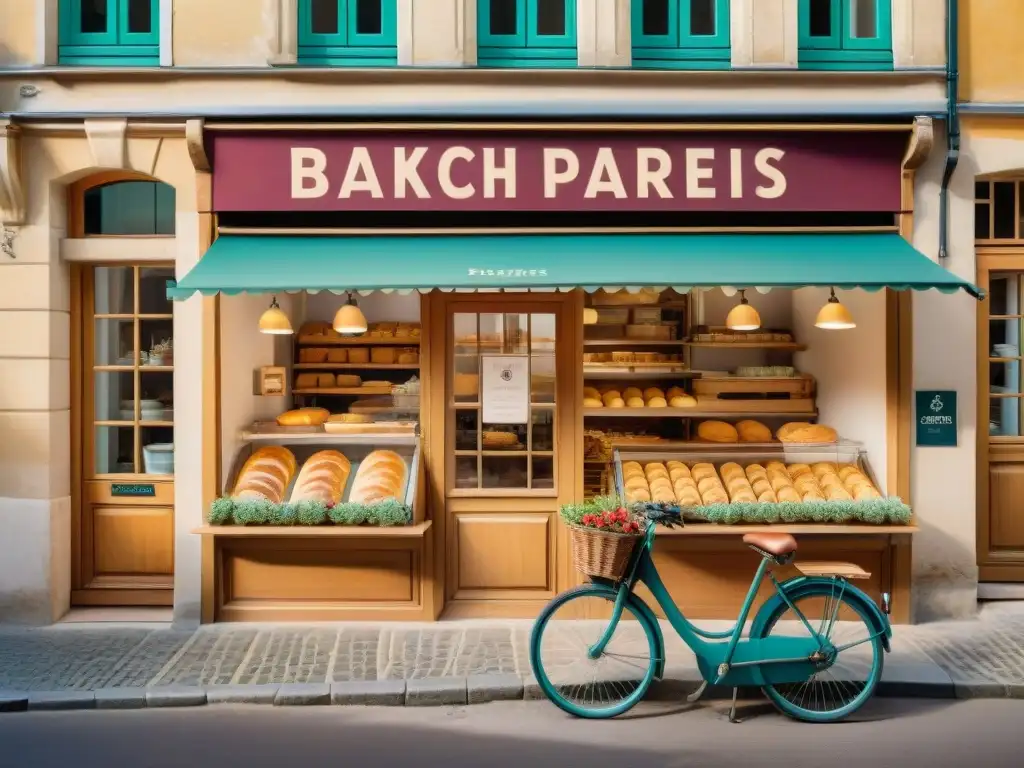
143,443,174,474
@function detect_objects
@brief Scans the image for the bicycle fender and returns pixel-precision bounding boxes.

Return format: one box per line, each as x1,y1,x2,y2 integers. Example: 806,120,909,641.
590,579,667,680
749,576,892,653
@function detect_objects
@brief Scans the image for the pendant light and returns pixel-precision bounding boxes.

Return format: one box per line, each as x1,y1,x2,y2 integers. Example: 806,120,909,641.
582,307,599,325
725,290,761,331
815,288,856,330
257,296,293,335
333,292,368,335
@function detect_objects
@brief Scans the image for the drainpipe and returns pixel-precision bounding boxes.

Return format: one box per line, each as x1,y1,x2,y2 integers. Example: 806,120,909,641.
938,0,959,263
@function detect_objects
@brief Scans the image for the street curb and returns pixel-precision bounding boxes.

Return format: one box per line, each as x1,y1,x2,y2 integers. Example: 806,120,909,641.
0,675,1012,713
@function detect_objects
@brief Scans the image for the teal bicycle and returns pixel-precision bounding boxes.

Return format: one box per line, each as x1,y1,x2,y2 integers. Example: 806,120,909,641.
529,508,891,723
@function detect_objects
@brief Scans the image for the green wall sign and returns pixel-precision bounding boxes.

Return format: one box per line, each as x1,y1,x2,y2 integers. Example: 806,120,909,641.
915,390,957,447
111,483,156,497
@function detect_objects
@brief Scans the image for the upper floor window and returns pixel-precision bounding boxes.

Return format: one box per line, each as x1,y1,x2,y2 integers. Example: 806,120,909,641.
632,0,730,69
298,0,398,66
798,0,892,70
478,0,577,68
59,0,160,66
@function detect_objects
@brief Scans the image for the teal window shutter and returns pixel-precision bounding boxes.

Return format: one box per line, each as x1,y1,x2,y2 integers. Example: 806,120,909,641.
297,0,398,66
478,0,577,68
59,0,160,66
798,0,892,70
632,0,730,70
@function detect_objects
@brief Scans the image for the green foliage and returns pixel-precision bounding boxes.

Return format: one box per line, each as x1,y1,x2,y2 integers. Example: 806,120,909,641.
207,497,414,527
686,497,912,526
559,494,625,526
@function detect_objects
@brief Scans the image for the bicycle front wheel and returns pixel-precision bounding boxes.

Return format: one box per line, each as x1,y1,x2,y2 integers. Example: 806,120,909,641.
529,584,658,719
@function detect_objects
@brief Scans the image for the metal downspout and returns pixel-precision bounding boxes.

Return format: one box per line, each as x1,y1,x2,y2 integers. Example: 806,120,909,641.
938,0,959,263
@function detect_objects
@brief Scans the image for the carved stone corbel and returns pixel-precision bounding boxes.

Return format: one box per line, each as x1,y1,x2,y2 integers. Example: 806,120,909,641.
85,118,129,169
0,119,25,258
902,116,935,172
186,119,211,172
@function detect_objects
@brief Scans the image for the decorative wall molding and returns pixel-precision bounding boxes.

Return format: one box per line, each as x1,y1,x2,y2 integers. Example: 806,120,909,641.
185,119,211,172
84,119,129,169
160,0,174,67
578,0,630,67
902,116,935,171
268,0,298,66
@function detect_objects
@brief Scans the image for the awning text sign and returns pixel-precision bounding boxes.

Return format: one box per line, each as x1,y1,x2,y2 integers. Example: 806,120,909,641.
210,130,905,213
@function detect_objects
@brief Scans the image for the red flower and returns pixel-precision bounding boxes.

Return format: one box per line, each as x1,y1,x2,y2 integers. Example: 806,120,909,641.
595,518,607,528
582,514,593,526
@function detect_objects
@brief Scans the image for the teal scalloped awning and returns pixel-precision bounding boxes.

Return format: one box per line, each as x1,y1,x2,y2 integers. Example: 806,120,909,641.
166,232,982,299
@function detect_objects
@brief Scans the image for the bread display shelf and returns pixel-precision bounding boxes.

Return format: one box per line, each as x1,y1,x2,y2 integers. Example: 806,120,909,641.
584,408,818,419
297,335,420,346
683,342,808,351
293,386,393,396
583,340,688,347
584,366,698,380
194,521,432,537
240,427,417,445
652,523,918,536
693,375,814,398
293,363,420,370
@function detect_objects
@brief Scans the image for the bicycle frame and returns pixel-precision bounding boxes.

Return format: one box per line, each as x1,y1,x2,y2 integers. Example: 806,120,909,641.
589,525,831,689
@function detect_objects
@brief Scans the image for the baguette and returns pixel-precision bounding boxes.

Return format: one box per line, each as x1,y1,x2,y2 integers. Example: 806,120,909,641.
231,445,298,503
349,450,408,504
276,407,330,427
289,450,351,504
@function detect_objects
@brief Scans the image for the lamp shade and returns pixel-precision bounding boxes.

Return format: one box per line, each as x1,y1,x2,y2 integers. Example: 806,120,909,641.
726,293,761,331
333,302,368,334
258,297,293,335
815,289,856,330
582,307,599,325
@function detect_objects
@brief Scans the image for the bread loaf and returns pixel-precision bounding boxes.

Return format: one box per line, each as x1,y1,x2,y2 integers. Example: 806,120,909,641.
583,397,603,408
396,349,419,365
328,413,372,423
232,445,298,503
645,463,670,482
736,420,772,443
697,421,739,443
326,348,348,363
643,387,665,401
276,407,330,427
602,391,625,408
626,487,651,504
335,374,362,387
777,422,839,444
584,386,602,400
646,396,668,408
298,321,333,337
299,348,329,363
294,373,320,389
348,347,370,364
626,397,645,407
349,450,408,504
669,394,697,408
371,347,397,364
667,386,686,400
317,373,335,388
622,461,644,478
288,450,351,505
623,387,643,401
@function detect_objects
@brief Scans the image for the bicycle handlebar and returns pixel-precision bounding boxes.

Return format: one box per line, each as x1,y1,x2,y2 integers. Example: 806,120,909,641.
640,503,683,529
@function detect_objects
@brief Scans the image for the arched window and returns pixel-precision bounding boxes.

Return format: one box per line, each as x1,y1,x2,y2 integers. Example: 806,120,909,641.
79,179,176,236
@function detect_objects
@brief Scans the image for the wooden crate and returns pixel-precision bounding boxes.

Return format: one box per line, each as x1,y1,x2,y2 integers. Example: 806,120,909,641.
625,324,677,340
693,396,816,414
693,375,815,398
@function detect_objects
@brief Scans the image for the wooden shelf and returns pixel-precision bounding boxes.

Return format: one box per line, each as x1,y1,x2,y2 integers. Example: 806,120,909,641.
584,368,698,380
239,429,417,445
194,521,432,537
583,340,686,347
684,342,806,351
293,387,393,396
297,335,420,346
584,408,817,419
654,522,917,537
293,363,419,370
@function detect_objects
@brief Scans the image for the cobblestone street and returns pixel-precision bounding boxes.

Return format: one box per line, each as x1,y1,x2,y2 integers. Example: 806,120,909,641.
0,603,1022,699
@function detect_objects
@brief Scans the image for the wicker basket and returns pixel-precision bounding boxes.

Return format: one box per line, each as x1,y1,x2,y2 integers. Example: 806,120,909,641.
568,525,641,580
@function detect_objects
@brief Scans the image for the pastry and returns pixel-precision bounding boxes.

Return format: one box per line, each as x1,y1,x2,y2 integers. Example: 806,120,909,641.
371,347,397,364
719,462,744,479
691,463,717,483
736,420,772,443
676,487,703,507
584,397,603,408
326,348,349,363
812,462,839,478
668,464,691,483
611,351,635,363
603,391,626,408
294,373,320,389
777,486,802,503
757,489,779,504
825,484,853,501
328,413,371,423
623,387,643,401
288,450,351,505
673,477,698,496
697,476,723,495
701,488,729,505
626,397,645,407
277,407,330,427
777,422,839,444
622,461,644,478
787,463,812,479
584,386,602,400
348,347,370,364
645,463,670,481
483,431,519,448
348,450,408,504
853,484,881,500
745,464,768,482
696,421,739,443
335,374,362,387
232,445,298,503
643,387,665,401
646,396,668,408
669,394,697,408
765,461,788,475
299,348,329,363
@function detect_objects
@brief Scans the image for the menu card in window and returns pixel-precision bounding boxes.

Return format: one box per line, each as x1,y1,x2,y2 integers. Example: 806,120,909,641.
481,355,530,425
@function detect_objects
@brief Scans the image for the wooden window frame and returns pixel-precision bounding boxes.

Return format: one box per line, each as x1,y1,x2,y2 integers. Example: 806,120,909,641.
974,178,1024,246
797,0,893,71
631,0,731,70
477,0,578,69
58,0,160,66
297,0,398,66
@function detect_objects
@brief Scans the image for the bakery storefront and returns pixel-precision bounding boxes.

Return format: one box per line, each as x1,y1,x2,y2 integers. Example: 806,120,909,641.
171,121,977,624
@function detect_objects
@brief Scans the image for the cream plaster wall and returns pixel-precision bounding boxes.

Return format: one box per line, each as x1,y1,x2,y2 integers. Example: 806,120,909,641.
0,0,38,67
732,0,797,68
172,0,275,66
578,0,630,67
0,128,200,625
400,0,476,66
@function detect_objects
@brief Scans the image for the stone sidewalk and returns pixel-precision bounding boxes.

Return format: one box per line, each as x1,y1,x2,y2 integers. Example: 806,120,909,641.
0,602,1022,711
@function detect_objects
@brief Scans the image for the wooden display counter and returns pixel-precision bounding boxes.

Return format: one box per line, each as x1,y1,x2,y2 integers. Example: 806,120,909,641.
196,431,438,622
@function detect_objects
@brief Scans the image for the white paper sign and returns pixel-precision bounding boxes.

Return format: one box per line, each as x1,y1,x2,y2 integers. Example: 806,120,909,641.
481,355,530,424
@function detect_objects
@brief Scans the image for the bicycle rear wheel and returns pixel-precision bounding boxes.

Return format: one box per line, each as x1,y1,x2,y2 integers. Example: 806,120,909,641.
529,584,658,719
754,583,884,723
